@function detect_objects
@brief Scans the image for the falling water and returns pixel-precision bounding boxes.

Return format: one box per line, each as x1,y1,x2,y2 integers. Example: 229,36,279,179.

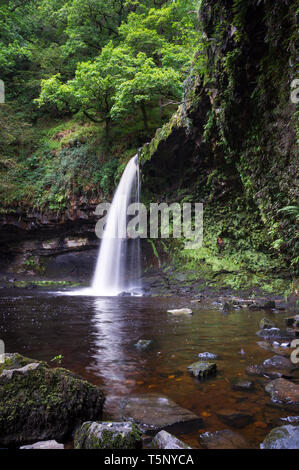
91,155,141,296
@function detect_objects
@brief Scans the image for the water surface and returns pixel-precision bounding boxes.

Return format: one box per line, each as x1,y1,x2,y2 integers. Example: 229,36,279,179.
0,289,296,448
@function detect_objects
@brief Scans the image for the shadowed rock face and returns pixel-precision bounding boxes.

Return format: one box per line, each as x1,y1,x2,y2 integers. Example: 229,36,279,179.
0,353,105,447
119,394,203,434
260,425,299,449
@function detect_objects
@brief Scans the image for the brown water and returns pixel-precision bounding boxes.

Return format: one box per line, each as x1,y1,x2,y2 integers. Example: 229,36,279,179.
0,289,296,448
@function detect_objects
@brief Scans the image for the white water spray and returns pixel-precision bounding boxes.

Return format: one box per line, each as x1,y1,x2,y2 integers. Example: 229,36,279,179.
91,155,141,296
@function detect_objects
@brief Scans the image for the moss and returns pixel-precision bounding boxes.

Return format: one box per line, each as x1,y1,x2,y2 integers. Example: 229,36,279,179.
74,422,142,449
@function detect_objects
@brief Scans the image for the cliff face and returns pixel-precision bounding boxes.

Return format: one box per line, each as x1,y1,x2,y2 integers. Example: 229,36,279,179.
141,0,298,283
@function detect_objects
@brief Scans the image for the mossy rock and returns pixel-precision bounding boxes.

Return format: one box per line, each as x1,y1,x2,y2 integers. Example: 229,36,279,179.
74,421,142,449
260,425,299,449
0,353,105,447
187,361,217,379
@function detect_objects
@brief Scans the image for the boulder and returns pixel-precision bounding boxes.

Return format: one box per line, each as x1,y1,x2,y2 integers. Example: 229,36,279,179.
216,409,253,428
20,440,64,449
0,353,105,446
151,430,192,449
187,362,217,379
199,430,253,449
260,425,299,449
119,394,202,433
74,421,142,449
265,378,299,410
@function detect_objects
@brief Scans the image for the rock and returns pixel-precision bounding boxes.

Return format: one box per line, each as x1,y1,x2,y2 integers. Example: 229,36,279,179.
257,341,291,357
263,355,294,371
167,308,193,315
74,421,142,449
257,328,295,343
199,430,253,449
246,364,294,380
0,353,105,447
151,430,192,449
20,440,64,449
119,394,203,433
134,339,152,351
197,352,218,360
260,425,299,449
216,409,253,428
265,378,299,410
187,361,217,379
280,416,299,424
231,378,255,392
285,315,299,328
260,318,275,330
249,300,275,310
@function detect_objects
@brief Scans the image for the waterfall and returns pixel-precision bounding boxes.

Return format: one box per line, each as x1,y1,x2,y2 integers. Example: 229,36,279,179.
91,155,142,296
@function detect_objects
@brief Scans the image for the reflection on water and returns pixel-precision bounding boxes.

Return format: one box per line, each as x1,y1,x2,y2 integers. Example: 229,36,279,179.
0,289,297,448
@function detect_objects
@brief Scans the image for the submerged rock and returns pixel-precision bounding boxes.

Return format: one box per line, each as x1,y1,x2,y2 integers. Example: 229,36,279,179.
134,339,152,351
197,352,218,360
151,430,192,449
167,308,193,315
187,361,217,379
216,409,253,428
260,425,299,449
231,378,255,392
199,430,253,449
74,421,142,449
265,378,299,410
0,353,105,447
119,394,202,433
20,440,64,450
263,355,294,371
260,318,275,330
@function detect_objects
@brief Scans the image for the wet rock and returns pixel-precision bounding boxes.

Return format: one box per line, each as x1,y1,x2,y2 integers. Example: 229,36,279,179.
167,308,193,315
280,416,299,424
151,430,192,449
257,328,295,343
0,353,105,447
263,355,294,371
248,300,275,310
134,339,152,351
257,341,291,358
74,421,142,449
265,378,299,410
260,425,299,449
246,364,266,377
119,394,203,433
285,315,299,328
187,361,217,379
246,364,294,380
216,409,253,428
260,318,275,330
199,430,253,449
20,440,64,449
197,352,218,360
231,378,255,392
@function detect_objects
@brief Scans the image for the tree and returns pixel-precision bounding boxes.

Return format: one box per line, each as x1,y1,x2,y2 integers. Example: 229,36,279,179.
36,42,135,137
111,53,181,130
